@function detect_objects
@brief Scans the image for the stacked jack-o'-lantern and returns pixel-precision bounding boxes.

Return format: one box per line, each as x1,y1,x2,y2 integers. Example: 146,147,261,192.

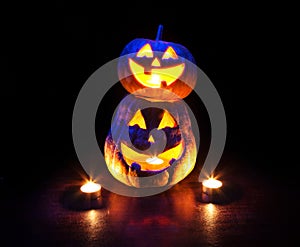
104,25,198,188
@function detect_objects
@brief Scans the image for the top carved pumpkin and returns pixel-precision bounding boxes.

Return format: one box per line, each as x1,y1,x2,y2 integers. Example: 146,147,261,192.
118,25,197,100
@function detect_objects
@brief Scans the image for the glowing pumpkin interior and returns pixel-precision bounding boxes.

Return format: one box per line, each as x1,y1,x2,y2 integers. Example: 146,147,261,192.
121,108,184,172
104,94,197,188
129,43,185,88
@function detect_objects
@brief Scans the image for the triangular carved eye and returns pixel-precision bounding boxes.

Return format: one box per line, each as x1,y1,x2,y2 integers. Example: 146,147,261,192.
158,110,176,129
137,43,154,58
128,109,147,129
162,46,178,60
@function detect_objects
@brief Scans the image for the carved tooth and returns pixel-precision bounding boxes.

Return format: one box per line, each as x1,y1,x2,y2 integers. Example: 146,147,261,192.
130,162,141,172
169,158,176,165
161,81,167,88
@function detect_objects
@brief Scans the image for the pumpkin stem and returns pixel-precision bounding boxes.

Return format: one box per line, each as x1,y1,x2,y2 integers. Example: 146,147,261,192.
155,25,163,41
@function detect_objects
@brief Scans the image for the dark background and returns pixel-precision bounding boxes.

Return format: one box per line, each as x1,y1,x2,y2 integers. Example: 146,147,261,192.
1,2,299,246
2,1,297,194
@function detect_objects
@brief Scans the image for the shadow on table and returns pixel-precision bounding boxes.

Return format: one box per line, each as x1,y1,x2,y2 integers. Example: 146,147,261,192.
60,185,106,211
196,180,244,205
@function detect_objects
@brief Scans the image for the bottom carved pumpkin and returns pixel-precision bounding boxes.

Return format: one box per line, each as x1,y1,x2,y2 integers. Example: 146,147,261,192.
104,94,197,188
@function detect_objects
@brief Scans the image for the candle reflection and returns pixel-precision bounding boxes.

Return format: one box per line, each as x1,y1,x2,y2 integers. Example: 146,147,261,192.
204,203,217,222
202,203,220,246
82,209,108,242
106,185,196,246
87,210,97,225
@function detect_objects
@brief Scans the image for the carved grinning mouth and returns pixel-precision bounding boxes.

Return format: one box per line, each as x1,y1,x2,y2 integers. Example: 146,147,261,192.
120,142,183,172
129,58,185,88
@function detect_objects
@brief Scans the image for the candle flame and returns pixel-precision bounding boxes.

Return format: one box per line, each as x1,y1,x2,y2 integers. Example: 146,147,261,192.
80,181,101,193
202,177,222,189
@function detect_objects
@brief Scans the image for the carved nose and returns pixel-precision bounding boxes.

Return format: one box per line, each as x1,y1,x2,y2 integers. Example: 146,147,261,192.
148,134,155,143
151,57,161,67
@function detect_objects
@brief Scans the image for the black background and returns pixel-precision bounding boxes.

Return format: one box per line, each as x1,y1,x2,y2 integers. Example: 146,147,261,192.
2,1,298,188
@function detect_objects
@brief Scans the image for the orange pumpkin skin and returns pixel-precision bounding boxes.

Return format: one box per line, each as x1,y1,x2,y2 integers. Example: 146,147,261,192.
118,38,197,100
104,96,197,188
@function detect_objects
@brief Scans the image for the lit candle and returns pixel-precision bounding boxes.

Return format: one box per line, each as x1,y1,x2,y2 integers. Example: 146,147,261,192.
146,156,164,165
80,181,102,200
201,177,223,203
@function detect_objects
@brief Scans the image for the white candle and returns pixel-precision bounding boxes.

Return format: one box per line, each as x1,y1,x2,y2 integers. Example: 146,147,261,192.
201,177,223,203
80,181,101,199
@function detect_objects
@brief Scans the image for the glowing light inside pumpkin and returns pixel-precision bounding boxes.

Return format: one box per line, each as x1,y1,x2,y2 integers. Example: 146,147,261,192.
158,110,176,129
148,135,155,143
146,157,164,165
123,108,182,171
129,58,185,88
162,46,178,60
136,43,153,58
151,57,161,67
80,181,101,193
121,142,183,171
202,177,222,189
128,109,176,130
128,109,147,129
150,74,161,86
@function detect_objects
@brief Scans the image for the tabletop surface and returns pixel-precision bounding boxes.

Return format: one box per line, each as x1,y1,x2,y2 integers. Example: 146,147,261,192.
1,156,298,247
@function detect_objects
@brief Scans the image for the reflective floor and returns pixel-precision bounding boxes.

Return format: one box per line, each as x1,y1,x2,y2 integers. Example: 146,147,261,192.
1,158,298,247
